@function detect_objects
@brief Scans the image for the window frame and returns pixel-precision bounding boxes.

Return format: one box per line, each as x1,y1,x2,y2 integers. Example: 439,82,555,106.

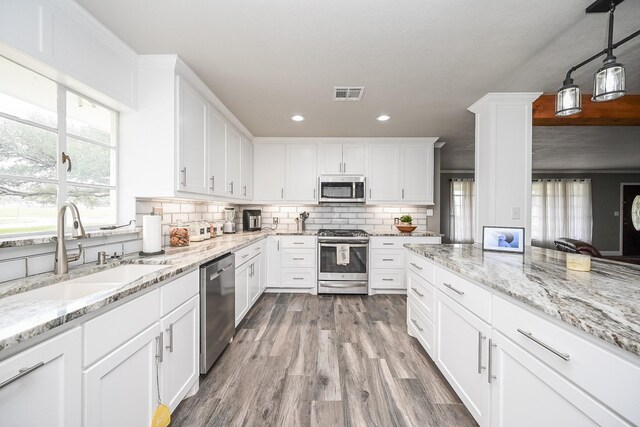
0,59,119,238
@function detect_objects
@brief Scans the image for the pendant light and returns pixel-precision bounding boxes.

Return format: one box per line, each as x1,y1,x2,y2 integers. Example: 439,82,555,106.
554,0,639,116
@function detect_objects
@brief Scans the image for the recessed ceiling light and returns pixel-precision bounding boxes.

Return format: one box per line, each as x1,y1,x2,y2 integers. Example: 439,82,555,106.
376,114,391,122
291,115,305,122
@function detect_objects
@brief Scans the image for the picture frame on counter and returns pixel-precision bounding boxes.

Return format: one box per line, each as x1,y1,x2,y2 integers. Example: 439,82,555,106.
482,226,525,254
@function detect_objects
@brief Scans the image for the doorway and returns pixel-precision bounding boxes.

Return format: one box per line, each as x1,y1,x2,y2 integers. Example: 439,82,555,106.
621,183,640,256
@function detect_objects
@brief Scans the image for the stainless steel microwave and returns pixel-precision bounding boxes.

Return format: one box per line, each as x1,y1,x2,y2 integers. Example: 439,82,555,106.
318,175,366,203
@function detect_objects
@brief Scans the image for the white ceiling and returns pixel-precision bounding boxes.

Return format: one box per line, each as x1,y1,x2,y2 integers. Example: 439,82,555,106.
75,0,640,170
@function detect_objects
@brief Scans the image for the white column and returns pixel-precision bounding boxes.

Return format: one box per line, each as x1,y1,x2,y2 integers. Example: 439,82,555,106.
468,92,541,245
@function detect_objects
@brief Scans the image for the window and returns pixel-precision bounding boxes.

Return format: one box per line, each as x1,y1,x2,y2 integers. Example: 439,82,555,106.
450,179,475,243
531,179,593,249
0,56,117,236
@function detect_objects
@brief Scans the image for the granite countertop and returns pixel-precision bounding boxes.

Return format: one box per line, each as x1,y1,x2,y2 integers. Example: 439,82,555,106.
0,231,271,355
0,227,142,248
368,231,443,237
405,243,640,357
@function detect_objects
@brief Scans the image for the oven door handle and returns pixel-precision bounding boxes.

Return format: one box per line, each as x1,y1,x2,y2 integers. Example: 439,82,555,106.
319,281,367,288
319,242,369,247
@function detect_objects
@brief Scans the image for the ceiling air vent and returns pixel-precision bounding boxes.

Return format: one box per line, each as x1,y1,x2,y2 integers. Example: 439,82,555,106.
334,87,365,101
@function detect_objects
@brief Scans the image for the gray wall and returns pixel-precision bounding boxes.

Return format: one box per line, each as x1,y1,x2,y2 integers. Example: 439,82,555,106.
439,172,640,251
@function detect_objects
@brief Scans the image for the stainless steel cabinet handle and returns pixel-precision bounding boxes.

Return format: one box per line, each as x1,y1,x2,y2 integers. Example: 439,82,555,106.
443,282,464,295
314,188,316,199
517,329,570,361
410,262,423,270
402,188,405,199
277,240,280,251
210,176,215,191
180,167,187,186
477,332,486,374
344,162,347,173
411,287,424,297
230,181,234,194
488,338,496,383
382,243,394,246
243,185,247,196
293,257,305,260
156,334,164,363
166,324,174,353
411,318,423,332
293,242,304,245
281,188,284,199
0,362,45,390
382,278,394,282
293,277,304,280
382,258,394,261
369,188,372,198
241,254,249,259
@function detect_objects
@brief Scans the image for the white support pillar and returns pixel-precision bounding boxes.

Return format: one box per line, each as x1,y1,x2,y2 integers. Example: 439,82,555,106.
468,92,542,245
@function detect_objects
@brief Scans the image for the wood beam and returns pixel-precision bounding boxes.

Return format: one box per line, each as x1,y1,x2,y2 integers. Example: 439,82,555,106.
532,94,640,126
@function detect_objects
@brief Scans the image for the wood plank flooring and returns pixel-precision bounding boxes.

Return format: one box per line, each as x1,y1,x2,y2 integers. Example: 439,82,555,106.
171,294,477,427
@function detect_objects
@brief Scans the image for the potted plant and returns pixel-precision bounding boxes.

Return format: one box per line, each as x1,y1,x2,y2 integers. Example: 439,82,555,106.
400,214,413,225
396,214,417,233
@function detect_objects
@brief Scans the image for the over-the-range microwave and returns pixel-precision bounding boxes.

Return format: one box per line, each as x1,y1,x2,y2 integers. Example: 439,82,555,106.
318,175,366,203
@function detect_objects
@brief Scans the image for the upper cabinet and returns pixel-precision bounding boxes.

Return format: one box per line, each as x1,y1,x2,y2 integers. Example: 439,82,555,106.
177,76,208,194
318,143,365,175
226,127,242,198
286,144,318,202
241,136,253,199
207,109,227,197
254,144,286,202
401,143,434,204
367,143,401,202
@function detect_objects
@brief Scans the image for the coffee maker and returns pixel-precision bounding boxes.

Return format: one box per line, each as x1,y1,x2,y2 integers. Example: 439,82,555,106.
243,209,262,232
223,208,236,234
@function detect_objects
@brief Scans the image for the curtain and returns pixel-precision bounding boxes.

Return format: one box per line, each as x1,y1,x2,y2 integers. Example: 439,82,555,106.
450,179,475,243
531,179,593,249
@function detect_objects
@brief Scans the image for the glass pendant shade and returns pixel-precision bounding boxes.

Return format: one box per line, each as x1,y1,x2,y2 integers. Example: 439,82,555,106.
556,84,582,116
592,61,626,102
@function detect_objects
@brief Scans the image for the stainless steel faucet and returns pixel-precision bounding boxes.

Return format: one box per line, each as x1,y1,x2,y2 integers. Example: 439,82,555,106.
54,202,86,275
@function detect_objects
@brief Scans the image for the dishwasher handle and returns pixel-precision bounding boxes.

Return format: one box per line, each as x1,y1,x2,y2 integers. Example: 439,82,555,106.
208,264,233,282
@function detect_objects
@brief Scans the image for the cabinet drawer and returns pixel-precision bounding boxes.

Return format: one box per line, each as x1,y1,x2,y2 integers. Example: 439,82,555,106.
83,289,160,367
234,246,252,266
370,269,405,289
160,270,199,317
371,237,406,249
406,251,435,284
251,241,265,257
282,249,316,268
407,299,435,357
435,267,491,322
407,270,435,321
371,251,404,268
281,236,316,249
281,269,316,288
493,295,640,424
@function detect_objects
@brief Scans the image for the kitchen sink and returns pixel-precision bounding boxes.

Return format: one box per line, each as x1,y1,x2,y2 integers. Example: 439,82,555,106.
9,264,165,301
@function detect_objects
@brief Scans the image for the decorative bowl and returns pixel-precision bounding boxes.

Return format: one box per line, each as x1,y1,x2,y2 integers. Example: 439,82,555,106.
396,224,417,233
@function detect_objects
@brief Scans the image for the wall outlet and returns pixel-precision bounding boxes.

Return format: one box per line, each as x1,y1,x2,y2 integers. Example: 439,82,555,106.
511,207,521,220
426,209,434,217
273,217,279,224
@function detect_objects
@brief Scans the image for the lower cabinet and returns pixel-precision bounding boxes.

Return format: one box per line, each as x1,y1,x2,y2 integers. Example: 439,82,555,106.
161,295,199,412
83,323,161,427
266,236,281,288
267,236,317,292
235,241,266,326
235,261,250,326
0,328,82,427
435,289,491,426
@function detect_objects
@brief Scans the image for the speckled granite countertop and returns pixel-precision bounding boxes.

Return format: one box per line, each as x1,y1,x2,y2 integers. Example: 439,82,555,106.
0,231,273,355
368,231,443,237
405,243,640,357
0,227,142,248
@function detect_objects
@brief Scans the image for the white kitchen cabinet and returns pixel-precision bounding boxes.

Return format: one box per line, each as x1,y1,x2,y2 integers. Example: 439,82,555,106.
0,328,81,427
286,144,318,202
207,108,227,197
235,261,250,327
318,143,365,175
249,256,261,305
177,76,209,194
161,295,199,412
259,242,267,292
401,142,434,204
489,330,625,427
266,236,317,292
83,323,161,427
435,289,491,426
254,144,286,201
367,143,400,202
226,127,242,197
266,237,282,288
241,136,254,199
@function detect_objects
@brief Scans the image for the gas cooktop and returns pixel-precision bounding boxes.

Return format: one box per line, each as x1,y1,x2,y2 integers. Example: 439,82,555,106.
317,229,369,237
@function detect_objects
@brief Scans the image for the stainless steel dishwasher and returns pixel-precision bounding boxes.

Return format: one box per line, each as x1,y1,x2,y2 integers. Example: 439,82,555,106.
200,253,235,374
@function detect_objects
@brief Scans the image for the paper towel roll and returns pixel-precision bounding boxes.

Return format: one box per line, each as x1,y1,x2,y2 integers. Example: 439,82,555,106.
142,215,162,254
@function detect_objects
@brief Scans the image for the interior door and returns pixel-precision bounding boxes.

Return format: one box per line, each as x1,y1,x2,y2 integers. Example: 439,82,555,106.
226,127,242,197
622,184,640,256
207,108,227,196
177,76,208,194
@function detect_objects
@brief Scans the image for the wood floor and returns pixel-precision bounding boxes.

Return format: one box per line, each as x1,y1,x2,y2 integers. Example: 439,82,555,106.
171,293,477,427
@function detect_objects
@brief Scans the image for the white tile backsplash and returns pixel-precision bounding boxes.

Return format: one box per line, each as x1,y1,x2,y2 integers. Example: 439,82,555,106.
0,259,27,282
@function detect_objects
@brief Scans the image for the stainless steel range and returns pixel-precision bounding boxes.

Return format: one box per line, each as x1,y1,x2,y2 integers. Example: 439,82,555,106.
317,229,369,294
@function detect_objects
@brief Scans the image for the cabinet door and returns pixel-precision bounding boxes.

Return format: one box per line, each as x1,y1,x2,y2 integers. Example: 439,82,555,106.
266,237,281,288
259,248,267,292
226,127,242,197
249,259,261,305
0,328,81,427
177,76,208,194
367,143,400,202
318,143,343,174
490,331,622,427
241,137,253,199
401,143,434,204
254,144,286,201
342,143,366,175
235,263,250,326
435,290,491,426
84,323,160,427
286,144,318,202
161,296,199,412
207,108,227,197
